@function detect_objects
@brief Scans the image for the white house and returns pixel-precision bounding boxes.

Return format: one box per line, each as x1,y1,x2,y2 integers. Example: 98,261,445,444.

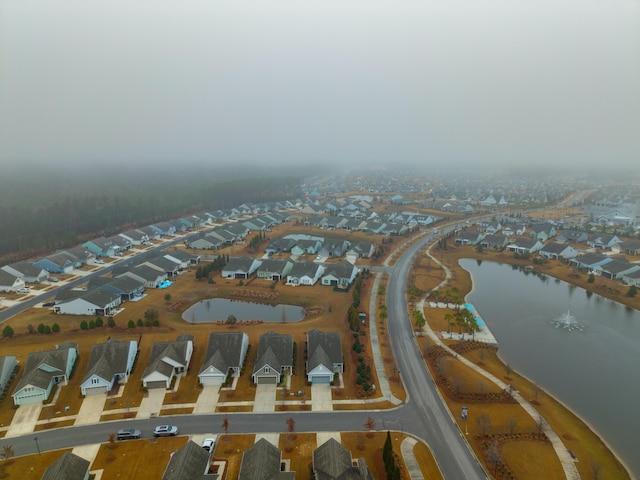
142,334,194,389
0,271,25,293
198,332,249,386
81,339,138,395
53,289,121,316
286,261,324,286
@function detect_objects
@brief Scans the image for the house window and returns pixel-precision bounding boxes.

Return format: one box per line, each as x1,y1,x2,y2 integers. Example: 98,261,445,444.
264,367,270,373
92,378,99,384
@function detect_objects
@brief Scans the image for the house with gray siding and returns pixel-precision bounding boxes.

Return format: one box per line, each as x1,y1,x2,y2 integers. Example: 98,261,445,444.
142,334,194,389
115,264,167,288
593,259,640,280
221,256,262,279
306,330,343,384
252,331,293,385
80,339,138,395
587,233,623,250
454,231,484,246
286,262,324,286
257,259,294,281
569,252,612,271
528,224,556,241
539,243,580,260
13,342,78,406
479,234,509,250
622,270,640,287
506,238,544,255
1,261,49,283
321,260,358,287
199,332,249,386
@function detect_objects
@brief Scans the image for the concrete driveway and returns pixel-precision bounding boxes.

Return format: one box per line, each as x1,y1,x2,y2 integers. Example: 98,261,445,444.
5,403,42,437
137,389,165,418
193,386,220,414
310,384,333,411
75,393,107,425
253,384,276,412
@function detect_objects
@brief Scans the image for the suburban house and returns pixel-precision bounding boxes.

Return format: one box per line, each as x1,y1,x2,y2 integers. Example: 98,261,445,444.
164,249,200,267
119,229,149,246
587,233,623,250
82,237,116,258
0,270,26,293
614,240,640,256
199,332,249,386
53,288,121,316
478,221,502,234
150,222,177,236
306,330,343,384
137,226,161,241
142,334,194,389
265,237,297,255
501,224,526,237
41,451,90,480
188,233,225,250
345,242,375,259
142,256,182,277
479,234,509,250
321,260,358,287
622,270,640,287
0,355,18,395
33,253,75,274
528,224,557,241
238,438,294,480
107,235,131,253
63,247,96,267
539,243,580,260
1,261,49,283
556,230,589,244
592,258,640,280
318,238,351,258
86,276,145,302
12,342,78,406
252,331,293,385
506,238,544,255
257,259,294,281
454,231,484,246
115,264,168,288
291,239,323,256
286,262,324,286
161,440,215,480
569,252,612,271
312,438,373,480
221,256,262,279
80,339,138,395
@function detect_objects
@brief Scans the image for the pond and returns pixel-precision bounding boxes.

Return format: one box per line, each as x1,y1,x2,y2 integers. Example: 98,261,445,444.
460,259,640,476
460,259,640,478
182,298,306,323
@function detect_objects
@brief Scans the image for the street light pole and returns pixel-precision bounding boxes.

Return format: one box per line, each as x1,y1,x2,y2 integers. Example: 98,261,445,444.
34,436,41,455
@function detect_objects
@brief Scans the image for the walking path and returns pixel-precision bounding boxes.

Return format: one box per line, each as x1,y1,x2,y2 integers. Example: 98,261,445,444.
423,244,580,480
401,437,424,480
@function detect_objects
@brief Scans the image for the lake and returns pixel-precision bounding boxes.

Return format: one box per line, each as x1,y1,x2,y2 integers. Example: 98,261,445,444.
460,259,640,478
182,298,306,323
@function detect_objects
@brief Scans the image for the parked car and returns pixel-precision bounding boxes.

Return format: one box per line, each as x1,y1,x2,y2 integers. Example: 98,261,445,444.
95,259,105,264
116,429,141,440
18,287,30,293
153,425,178,437
201,436,217,452
42,301,56,307
49,277,59,282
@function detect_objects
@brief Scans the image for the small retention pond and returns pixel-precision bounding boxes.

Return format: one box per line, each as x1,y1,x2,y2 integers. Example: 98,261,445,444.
182,298,305,323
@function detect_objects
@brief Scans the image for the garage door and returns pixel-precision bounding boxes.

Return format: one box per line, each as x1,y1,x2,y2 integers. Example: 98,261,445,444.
256,376,277,385
146,381,168,389
201,376,224,386
311,375,332,384
84,386,108,395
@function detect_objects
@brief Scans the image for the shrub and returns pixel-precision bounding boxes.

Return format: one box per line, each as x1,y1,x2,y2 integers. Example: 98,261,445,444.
52,323,60,333
27,324,36,334
153,319,160,327
89,320,96,329
80,320,88,330
37,323,46,334
145,320,151,327
128,320,135,329
107,317,116,328
44,325,51,334
2,325,14,338
95,317,103,327
137,319,143,327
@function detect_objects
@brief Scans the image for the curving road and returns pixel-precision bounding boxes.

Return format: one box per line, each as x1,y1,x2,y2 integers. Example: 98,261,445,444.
4,229,486,479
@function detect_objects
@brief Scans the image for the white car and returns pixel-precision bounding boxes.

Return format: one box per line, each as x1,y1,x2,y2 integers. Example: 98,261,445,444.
201,436,217,452
95,259,105,265
153,425,178,437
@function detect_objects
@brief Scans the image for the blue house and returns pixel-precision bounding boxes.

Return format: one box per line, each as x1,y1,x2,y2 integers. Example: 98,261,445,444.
34,253,75,274
82,237,115,257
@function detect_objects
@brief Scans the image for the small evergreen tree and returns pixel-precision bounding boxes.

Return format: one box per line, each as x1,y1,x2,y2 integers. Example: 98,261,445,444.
107,317,116,328
80,320,88,330
2,325,14,338
128,319,135,329
52,323,60,333
95,317,103,327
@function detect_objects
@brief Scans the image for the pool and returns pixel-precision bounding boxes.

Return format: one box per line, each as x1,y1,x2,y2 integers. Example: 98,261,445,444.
462,303,486,328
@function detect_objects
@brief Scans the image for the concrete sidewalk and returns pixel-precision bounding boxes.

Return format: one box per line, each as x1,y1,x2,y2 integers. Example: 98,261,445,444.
401,437,424,480
310,384,333,411
193,385,220,414
137,389,165,418
253,384,276,412
75,393,107,426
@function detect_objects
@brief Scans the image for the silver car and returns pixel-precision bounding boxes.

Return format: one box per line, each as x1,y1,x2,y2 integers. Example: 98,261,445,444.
153,425,178,437
116,429,141,440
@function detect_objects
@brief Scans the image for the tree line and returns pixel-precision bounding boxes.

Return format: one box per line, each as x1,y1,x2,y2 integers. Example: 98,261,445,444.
0,174,301,263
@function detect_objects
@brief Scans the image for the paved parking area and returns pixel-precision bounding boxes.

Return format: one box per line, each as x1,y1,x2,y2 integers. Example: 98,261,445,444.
310,384,333,411
5,403,42,437
75,393,107,425
137,389,165,418
253,384,276,412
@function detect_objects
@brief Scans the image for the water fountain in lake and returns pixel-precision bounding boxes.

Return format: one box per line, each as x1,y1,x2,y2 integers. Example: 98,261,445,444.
549,310,585,332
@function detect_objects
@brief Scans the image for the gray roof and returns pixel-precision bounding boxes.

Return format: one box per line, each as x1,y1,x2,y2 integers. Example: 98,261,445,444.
258,259,292,275
15,342,77,394
253,331,293,375
307,330,342,373
200,332,247,375
238,438,289,480
225,256,259,272
80,288,120,307
162,440,210,480
143,335,192,379
288,261,321,278
541,242,571,254
145,256,181,272
82,339,136,383
312,438,373,480
0,270,20,285
324,260,357,280
41,451,90,480
5,260,44,277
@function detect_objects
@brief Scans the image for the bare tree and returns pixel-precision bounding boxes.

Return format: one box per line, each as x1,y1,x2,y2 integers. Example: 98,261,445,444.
0,445,14,460
536,415,546,440
478,380,486,394
487,441,502,476
506,416,518,435
221,416,229,434
364,416,376,438
285,417,296,440
476,413,492,436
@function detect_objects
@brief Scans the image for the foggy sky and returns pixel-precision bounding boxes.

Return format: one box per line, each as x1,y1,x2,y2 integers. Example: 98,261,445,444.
1,0,638,171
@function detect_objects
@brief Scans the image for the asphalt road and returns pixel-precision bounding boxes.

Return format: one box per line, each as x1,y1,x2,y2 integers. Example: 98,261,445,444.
3,226,487,479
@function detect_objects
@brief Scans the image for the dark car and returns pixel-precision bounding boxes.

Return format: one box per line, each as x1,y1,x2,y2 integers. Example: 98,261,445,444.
116,429,141,440
42,302,56,307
